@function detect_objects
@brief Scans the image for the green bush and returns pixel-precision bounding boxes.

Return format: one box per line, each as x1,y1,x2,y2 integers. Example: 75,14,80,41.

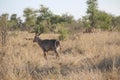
59,27,68,41
33,24,44,33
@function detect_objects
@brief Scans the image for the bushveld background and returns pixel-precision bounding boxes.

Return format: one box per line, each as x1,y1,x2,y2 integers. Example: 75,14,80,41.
0,0,120,80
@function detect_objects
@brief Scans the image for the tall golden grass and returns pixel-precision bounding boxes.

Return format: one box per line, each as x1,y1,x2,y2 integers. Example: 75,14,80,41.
0,31,120,80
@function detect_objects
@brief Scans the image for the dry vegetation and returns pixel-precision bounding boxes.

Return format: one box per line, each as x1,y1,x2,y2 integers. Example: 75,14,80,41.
0,31,120,80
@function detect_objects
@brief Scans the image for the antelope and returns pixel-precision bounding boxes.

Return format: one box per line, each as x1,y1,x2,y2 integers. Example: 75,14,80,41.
33,32,61,60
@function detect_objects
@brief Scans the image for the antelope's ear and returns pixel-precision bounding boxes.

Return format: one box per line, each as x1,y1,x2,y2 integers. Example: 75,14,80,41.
35,31,40,36
34,30,43,36
35,31,37,36
37,32,42,36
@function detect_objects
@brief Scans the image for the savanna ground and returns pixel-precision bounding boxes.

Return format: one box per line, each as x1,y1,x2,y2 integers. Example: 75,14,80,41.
0,31,120,80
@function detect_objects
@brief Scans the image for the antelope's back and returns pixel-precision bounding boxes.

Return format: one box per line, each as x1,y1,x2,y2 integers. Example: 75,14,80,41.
40,39,59,50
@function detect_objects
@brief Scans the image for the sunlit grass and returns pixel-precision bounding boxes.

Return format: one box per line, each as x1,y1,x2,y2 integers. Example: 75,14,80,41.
0,31,120,80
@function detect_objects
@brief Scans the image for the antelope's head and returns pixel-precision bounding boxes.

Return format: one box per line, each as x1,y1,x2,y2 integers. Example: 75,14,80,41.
33,32,42,42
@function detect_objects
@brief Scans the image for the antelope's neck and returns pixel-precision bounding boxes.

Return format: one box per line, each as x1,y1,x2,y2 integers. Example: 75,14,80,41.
37,37,42,44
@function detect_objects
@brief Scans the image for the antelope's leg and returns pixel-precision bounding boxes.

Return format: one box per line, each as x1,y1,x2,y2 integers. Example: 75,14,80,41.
55,50,60,59
44,51,47,60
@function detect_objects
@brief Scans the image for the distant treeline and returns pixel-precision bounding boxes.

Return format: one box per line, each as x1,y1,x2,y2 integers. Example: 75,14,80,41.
0,0,120,33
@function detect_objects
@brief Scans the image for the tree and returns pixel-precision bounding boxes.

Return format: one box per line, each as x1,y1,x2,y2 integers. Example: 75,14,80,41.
50,15,61,25
112,16,120,31
10,14,17,20
0,13,8,46
86,0,98,28
23,8,37,30
95,11,112,30
82,15,90,28
8,14,18,30
61,13,74,23
17,17,23,29
36,5,53,32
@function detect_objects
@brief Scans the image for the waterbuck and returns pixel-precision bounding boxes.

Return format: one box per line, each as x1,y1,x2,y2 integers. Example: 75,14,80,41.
33,32,61,60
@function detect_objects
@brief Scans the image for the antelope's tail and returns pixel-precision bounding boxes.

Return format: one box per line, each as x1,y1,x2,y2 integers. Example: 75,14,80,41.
55,40,61,50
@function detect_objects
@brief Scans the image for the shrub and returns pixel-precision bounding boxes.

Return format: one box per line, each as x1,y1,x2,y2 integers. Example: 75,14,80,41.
59,27,68,41
33,24,44,33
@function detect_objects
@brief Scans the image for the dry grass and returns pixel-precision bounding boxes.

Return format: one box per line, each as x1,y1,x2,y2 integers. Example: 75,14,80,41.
0,31,120,80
